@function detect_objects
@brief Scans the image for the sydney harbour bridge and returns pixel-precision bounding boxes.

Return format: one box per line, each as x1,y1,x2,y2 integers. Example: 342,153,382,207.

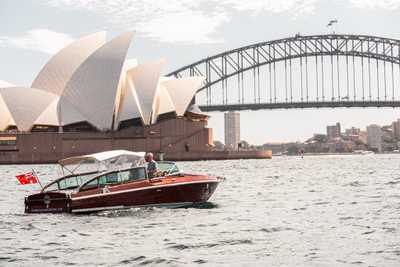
168,34,400,112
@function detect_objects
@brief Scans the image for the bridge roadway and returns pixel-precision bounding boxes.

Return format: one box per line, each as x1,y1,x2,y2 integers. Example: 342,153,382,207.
199,101,400,112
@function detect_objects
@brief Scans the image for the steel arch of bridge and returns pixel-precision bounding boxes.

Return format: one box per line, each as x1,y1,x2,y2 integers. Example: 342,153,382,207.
167,34,400,111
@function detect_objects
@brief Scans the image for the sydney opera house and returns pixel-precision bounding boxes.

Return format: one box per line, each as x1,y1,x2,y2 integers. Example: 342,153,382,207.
0,32,213,163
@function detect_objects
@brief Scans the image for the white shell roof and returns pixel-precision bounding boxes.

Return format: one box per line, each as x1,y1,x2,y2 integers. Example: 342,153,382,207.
31,32,107,127
0,32,205,132
32,32,106,96
162,77,205,116
152,84,175,123
114,58,140,128
0,96,15,130
116,78,143,125
124,59,166,125
58,97,89,126
0,87,57,131
34,97,60,126
0,80,16,130
61,32,134,130
33,96,89,127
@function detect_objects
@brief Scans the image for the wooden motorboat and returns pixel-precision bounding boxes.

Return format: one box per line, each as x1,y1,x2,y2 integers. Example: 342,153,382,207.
24,150,221,213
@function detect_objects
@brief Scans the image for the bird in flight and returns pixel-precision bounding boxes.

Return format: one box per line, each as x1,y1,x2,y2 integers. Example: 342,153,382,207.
327,19,338,27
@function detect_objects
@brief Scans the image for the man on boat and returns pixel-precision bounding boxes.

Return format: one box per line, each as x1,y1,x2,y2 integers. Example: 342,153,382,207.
145,152,158,178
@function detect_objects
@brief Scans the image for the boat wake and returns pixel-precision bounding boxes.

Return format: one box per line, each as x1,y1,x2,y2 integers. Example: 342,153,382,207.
86,201,220,217
188,202,219,209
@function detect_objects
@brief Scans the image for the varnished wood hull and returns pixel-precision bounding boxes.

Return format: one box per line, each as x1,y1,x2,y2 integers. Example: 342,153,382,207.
25,176,219,213
71,181,218,213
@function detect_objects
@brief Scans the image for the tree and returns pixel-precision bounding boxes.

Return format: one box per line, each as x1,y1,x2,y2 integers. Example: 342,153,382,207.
239,140,250,149
213,140,225,151
287,145,300,155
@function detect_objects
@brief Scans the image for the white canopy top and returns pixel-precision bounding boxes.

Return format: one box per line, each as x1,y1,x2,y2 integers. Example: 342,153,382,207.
59,150,145,167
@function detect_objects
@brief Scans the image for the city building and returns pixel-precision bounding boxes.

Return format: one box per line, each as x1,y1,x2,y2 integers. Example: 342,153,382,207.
392,119,400,140
327,122,341,140
382,125,394,142
359,131,367,144
345,127,360,136
224,111,240,150
0,31,214,163
366,124,382,152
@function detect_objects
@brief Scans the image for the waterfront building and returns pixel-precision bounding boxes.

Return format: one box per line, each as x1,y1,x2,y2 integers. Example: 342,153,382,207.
327,122,341,140
224,111,240,150
382,141,397,152
366,124,382,152
0,31,213,163
0,32,204,131
262,142,297,155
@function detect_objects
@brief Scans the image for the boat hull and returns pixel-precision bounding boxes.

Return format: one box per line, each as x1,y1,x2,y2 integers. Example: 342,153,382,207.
70,181,219,213
25,179,219,213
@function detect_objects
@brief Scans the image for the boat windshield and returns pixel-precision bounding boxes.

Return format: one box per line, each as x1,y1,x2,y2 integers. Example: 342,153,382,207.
42,171,100,192
157,161,181,175
79,167,148,192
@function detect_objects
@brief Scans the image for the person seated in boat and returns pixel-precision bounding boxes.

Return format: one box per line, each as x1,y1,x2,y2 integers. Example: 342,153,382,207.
145,152,158,178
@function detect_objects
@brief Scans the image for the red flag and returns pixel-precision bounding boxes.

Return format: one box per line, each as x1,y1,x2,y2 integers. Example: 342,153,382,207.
16,172,38,185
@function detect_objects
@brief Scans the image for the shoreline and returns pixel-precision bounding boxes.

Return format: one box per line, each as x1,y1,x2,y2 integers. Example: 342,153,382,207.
274,152,400,156
0,150,273,165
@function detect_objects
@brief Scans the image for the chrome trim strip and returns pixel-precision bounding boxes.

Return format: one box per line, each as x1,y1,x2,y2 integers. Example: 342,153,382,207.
72,180,218,201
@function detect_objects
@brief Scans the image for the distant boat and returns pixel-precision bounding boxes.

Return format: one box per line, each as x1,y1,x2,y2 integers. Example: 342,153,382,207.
353,150,374,155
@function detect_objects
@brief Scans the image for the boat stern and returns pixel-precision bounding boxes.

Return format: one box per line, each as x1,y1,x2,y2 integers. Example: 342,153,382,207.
25,192,71,213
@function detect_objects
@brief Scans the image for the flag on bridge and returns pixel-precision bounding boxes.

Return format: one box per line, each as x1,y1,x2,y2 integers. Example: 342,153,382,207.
16,172,38,185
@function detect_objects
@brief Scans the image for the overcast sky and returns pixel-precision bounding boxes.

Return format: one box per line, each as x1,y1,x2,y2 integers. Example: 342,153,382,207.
1,0,400,144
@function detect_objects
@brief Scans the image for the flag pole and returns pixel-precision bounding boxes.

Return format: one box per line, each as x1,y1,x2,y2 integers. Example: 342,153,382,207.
32,169,44,190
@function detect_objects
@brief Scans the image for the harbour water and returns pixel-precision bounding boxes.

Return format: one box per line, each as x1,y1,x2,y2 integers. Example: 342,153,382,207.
0,154,399,266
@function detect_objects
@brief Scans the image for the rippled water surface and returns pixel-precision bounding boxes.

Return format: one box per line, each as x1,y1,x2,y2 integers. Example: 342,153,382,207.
1,155,400,266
